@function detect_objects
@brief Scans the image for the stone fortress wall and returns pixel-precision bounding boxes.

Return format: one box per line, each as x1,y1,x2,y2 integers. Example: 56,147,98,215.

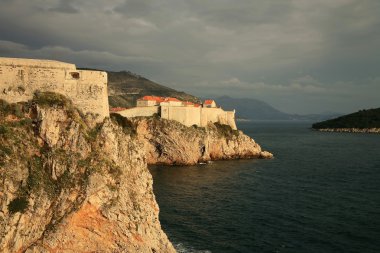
117,106,159,118
0,57,109,121
161,106,237,129
0,57,236,129
119,102,237,130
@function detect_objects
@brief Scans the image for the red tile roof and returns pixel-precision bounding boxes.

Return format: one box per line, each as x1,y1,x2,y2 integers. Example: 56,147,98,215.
139,96,182,103
204,100,215,105
139,95,164,102
164,97,181,102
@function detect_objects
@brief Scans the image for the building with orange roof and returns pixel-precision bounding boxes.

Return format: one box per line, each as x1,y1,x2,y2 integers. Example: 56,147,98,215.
137,95,183,107
117,95,237,130
203,99,216,108
137,96,164,107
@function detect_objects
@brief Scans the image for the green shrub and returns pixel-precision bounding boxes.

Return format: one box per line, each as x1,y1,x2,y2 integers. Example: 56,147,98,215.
0,145,12,156
8,197,28,214
0,125,9,135
86,124,102,141
110,113,137,136
0,99,10,115
33,91,72,108
214,122,239,138
12,103,24,118
0,100,27,117
27,156,58,199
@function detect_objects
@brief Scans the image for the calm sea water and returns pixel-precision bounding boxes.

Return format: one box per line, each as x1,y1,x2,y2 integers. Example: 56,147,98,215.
149,121,380,253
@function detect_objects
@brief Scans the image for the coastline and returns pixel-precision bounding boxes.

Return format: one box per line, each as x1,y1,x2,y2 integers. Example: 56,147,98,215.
315,128,380,134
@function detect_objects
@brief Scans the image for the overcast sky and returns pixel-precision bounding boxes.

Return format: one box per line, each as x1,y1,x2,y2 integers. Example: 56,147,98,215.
0,0,379,114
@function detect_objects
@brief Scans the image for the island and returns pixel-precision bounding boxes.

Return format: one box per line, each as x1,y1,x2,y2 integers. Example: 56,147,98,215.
312,108,380,133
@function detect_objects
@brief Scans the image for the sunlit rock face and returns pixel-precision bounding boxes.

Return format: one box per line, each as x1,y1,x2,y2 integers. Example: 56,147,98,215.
131,117,273,166
0,96,175,253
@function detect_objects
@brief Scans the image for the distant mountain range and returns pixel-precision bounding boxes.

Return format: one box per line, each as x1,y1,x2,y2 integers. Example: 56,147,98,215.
84,68,340,121
210,96,341,121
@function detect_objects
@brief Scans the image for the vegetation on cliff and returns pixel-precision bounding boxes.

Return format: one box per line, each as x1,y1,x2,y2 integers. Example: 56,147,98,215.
1,91,271,252
312,108,380,129
0,93,175,252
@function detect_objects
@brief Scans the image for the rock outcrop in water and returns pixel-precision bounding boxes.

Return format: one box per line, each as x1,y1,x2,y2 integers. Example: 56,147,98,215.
0,93,175,253
128,116,273,165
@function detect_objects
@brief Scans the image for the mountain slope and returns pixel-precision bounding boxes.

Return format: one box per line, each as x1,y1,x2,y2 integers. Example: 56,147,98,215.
95,69,337,121
213,96,341,121
211,96,293,120
107,71,200,108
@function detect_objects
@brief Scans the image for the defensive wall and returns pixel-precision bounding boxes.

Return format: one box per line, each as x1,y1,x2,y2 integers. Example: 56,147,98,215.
116,105,237,130
199,107,237,130
161,106,201,127
117,106,159,118
0,57,109,122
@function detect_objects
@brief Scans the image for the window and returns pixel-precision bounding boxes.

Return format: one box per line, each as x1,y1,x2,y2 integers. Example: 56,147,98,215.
70,72,80,79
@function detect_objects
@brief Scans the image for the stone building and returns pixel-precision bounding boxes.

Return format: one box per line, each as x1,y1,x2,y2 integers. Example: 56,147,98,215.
0,57,109,122
116,96,237,130
203,100,216,108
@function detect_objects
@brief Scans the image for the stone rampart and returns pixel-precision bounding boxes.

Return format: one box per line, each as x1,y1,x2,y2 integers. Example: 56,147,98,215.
200,107,237,130
0,57,109,122
116,105,236,130
161,106,201,127
117,106,159,118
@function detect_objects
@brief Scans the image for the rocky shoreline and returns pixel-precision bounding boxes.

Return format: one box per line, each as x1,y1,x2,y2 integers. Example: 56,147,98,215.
316,128,380,134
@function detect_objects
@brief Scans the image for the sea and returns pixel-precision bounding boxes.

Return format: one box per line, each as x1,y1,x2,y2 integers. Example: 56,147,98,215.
149,121,380,253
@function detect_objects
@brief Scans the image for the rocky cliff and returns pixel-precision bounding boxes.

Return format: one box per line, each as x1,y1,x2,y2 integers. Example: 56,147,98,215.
0,92,272,252
0,93,175,253
127,116,273,166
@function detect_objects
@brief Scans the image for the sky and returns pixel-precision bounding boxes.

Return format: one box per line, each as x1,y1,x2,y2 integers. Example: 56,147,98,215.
0,0,379,114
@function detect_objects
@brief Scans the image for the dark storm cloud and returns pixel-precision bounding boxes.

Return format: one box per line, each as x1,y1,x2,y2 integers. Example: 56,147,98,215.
0,0,379,113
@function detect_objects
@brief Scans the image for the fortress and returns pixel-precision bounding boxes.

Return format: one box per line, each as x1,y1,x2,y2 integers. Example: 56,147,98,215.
113,96,237,130
0,57,109,122
0,57,236,129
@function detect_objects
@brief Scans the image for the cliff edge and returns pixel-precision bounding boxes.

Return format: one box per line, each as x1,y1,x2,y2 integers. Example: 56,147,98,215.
0,92,272,252
126,116,273,165
0,93,175,253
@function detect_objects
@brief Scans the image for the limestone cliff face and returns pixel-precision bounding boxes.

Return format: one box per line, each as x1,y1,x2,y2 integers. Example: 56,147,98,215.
130,117,273,166
0,96,175,253
0,92,272,252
